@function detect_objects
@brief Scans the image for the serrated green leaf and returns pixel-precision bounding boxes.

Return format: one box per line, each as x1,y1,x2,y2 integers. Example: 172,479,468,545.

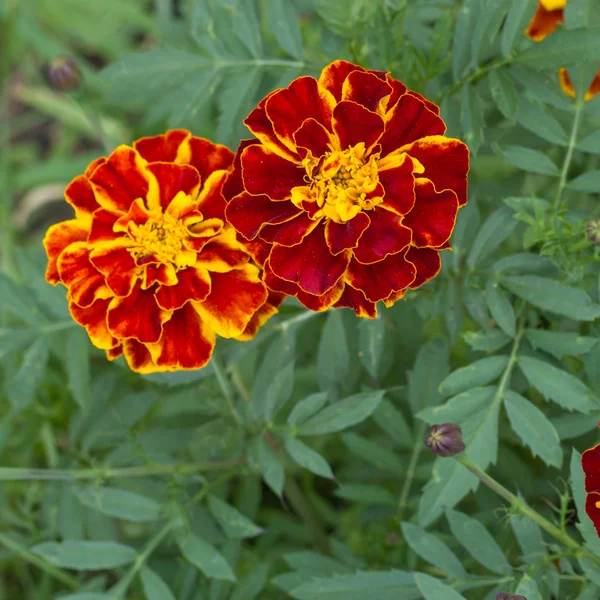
408,338,449,412
317,311,349,393
525,329,597,358
460,84,483,154
450,194,480,271
231,0,263,58
284,437,334,479
462,278,491,328
298,390,384,436
401,523,466,579
470,0,505,69
564,0,595,28
341,432,403,473
229,563,270,600
31,540,136,570
485,279,516,337
518,355,598,413
463,329,511,353
504,390,563,467
177,532,236,581
66,328,92,410
414,572,467,600
444,279,464,342
500,145,560,176
8,336,50,413
567,170,600,193
515,575,543,600
358,315,385,380
439,356,509,396
287,392,328,426
491,253,556,276
510,515,546,562
140,566,176,600
515,97,568,145
509,65,574,110
0,327,38,359
266,0,304,59
207,495,263,539
501,0,538,57
489,69,518,119
372,399,413,449
578,130,600,154
452,0,480,80
75,486,160,522
250,436,284,497
0,273,43,323
418,386,497,426
467,207,518,267
284,551,351,576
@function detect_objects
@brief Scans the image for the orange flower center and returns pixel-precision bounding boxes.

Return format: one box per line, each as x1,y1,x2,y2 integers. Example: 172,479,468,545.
305,143,382,224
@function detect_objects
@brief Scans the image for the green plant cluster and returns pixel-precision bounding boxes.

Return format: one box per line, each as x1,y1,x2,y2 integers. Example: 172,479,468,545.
2,0,600,598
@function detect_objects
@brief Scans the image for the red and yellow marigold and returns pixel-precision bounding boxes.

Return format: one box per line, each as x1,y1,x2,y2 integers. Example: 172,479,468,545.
525,0,600,101
224,60,469,318
582,443,600,536
44,130,279,374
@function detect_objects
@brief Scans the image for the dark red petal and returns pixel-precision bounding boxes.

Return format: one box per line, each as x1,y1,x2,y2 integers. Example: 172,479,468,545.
89,244,138,297
107,284,169,344
269,222,350,296
334,283,377,318
332,101,385,152
341,70,393,112
407,90,441,117
222,140,258,200
195,228,249,273
106,345,124,361
353,208,412,264
196,170,228,221
241,237,271,267
405,246,442,289
260,212,320,247
89,208,122,244
380,93,446,157
188,137,234,183
347,251,416,302
318,60,366,101
402,136,470,207
241,145,306,200
378,154,417,215
237,290,285,341
325,212,370,255
145,163,200,212
383,73,408,110
69,298,119,350
226,191,301,240
143,263,177,289
44,220,89,284
122,339,158,374
585,492,600,537
84,157,107,178
266,76,335,152
583,444,600,493
65,175,99,220
525,3,564,41
403,178,459,248
134,129,191,163
293,118,333,158
155,266,211,311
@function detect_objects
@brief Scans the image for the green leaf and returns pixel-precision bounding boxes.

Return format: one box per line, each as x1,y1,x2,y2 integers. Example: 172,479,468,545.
463,329,511,353
470,0,505,69
358,315,386,380
499,145,560,176
177,532,236,581
503,390,563,467
443,279,464,342
446,509,512,574
578,130,600,154
488,69,518,119
229,563,270,600
460,84,483,154
418,386,497,425
564,0,595,28
525,329,597,359
287,392,328,426
250,436,284,497
510,515,546,562
231,0,263,58
334,483,396,506
284,437,334,479
317,311,349,393
75,486,160,522
0,273,43,323
372,399,413,449
266,0,304,59
501,0,538,57
452,0,480,80
462,277,490,328
284,551,351,576
31,540,136,570
501,275,600,320
341,432,403,473
207,495,263,539
401,523,466,579
491,253,556,276
298,390,384,436
65,328,92,410
8,336,50,413
450,194,481,271
0,327,38,359
515,575,543,600
567,170,600,193
518,355,598,413
485,279,516,337
408,338,449,413
515,97,568,145
467,207,518,267
514,27,600,69
439,356,509,396
414,572,467,600
140,566,176,600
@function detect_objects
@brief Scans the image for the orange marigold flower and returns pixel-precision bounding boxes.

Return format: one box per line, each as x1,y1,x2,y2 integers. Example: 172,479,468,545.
223,60,469,318
44,129,276,374
583,443,600,537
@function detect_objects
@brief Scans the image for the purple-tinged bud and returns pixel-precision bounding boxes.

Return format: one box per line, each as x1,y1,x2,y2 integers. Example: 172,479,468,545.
496,593,527,600
587,219,600,246
45,56,82,92
424,423,465,457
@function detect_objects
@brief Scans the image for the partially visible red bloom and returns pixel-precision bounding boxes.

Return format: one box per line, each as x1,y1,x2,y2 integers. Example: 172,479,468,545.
582,443,600,536
44,130,277,374
224,60,469,318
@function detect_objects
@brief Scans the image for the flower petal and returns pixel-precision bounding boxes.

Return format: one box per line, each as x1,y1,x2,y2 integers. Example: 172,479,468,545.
57,242,112,307
155,265,211,310
226,191,301,240
341,70,393,112
403,178,459,248
241,144,306,200
197,170,229,220
333,283,377,318
195,227,249,272
89,243,138,297
382,287,408,308
69,298,119,350
89,146,150,214
266,76,336,153
65,174,99,221
107,283,171,344
325,212,370,255
146,302,216,371
402,135,469,207
144,163,201,213
236,291,285,341
293,118,333,158
353,208,412,264
525,2,564,41
332,101,385,152
142,263,178,289
383,73,408,110
89,208,122,244
583,444,600,493
260,212,320,247
378,153,418,216
269,222,350,296
405,246,442,289
347,250,416,302
194,264,268,338
585,492,600,537
559,68,600,102
44,220,89,284
122,339,161,374
187,136,234,183
379,93,446,156
134,129,192,163
318,60,366,101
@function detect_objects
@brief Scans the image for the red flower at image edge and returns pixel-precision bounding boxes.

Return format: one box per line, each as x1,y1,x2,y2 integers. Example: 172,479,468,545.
582,443,600,536
44,130,281,374
224,60,469,318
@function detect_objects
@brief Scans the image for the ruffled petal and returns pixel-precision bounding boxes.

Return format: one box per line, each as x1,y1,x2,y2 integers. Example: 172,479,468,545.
241,237,271,267
559,68,600,102
585,492,600,537
241,145,306,200
525,2,564,41
269,222,350,296
44,220,89,284
236,291,285,341
379,93,446,156
197,170,229,220
89,243,138,297
405,246,442,289
583,444,600,493
69,298,119,350
134,129,191,163
332,101,385,152
107,283,171,344
194,264,268,338
333,283,378,318
403,179,459,248
325,212,370,255
106,345,123,361
347,250,416,302
293,118,333,159
89,208,122,244
187,136,234,183
260,212,320,247
318,60,366,101
64,174,99,221
378,153,418,216
155,265,211,310
341,70,393,112
402,136,469,207
222,140,257,200
144,163,201,213
195,227,249,273
122,339,160,374
383,73,408,110
142,263,178,289
382,287,408,308
353,208,412,264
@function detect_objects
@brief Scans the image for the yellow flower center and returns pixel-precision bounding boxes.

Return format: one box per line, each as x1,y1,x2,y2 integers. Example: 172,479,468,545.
304,143,382,224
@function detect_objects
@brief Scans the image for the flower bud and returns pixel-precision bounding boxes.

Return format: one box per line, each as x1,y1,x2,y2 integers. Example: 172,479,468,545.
45,56,82,92
587,219,600,246
496,593,527,600
424,423,465,457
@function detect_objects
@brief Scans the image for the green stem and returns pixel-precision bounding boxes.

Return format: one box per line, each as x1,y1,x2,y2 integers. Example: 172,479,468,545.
212,351,243,425
0,457,244,481
397,421,427,521
273,310,322,334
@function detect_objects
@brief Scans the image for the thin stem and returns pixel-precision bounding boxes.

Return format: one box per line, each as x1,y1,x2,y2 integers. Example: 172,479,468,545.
212,351,243,425
397,421,427,521
273,310,322,334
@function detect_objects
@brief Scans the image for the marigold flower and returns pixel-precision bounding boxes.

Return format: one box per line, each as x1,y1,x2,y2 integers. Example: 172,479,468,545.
582,443,600,536
224,60,469,318
525,1,600,102
44,129,278,374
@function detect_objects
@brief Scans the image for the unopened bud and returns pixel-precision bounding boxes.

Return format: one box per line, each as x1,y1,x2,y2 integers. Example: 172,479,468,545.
587,219,600,246
424,423,465,457
45,56,82,92
497,593,527,600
